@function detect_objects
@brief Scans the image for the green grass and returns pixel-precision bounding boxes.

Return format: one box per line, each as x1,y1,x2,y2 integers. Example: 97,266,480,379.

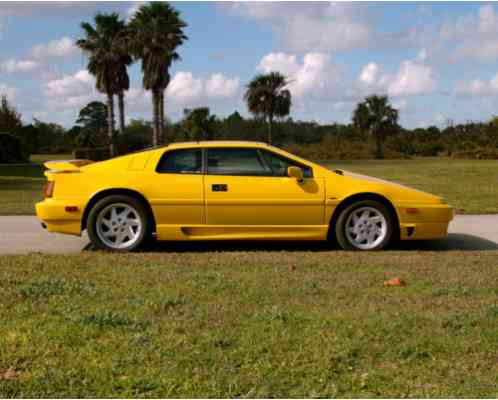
0,157,497,215
1,251,498,397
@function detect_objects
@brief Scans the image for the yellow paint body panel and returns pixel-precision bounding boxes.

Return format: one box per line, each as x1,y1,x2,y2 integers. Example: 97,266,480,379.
36,141,454,243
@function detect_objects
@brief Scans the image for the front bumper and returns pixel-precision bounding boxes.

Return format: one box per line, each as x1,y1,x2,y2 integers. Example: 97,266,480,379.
397,203,454,240
36,199,83,236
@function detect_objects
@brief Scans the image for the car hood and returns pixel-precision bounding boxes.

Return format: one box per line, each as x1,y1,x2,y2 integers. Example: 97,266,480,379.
328,168,444,204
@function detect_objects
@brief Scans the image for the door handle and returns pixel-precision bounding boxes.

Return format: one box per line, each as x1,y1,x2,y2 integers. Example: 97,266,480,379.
212,184,228,192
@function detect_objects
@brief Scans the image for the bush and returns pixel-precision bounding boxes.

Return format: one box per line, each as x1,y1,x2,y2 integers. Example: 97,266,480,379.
0,133,28,163
452,148,498,160
415,142,445,157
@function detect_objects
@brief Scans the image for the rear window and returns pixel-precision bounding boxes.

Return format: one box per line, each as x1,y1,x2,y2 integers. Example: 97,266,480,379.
156,149,202,174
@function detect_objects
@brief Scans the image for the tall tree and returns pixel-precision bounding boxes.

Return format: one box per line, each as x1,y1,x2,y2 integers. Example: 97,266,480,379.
0,95,22,133
129,2,187,146
244,72,291,145
352,95,399,159
77,13,131,157
182,107,217,141
75,101,108,148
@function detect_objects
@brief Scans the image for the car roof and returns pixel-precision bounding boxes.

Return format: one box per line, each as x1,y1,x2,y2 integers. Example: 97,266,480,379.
166,140,271,149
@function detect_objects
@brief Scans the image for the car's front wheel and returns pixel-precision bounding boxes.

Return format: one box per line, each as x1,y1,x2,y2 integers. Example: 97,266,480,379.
335,200,394,251
87,195,149,252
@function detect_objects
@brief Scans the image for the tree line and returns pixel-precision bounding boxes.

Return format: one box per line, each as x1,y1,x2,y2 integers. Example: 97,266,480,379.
1,92,498,163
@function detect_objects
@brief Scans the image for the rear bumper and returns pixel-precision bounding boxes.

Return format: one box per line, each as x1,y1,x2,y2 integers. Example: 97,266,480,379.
35,199,83,236
398,203,454,240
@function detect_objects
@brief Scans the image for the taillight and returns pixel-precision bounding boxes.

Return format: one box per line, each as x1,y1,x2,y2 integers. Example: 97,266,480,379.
44,181,55,198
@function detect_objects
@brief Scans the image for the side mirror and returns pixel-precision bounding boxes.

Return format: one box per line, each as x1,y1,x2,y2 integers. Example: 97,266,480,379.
287,166,304,183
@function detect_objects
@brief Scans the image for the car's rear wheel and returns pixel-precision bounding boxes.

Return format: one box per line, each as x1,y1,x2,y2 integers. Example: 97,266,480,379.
335,200,394,251
87,195,149,252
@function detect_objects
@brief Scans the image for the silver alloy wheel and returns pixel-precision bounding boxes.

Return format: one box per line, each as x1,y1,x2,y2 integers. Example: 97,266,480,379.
344,206,387,250
96,203,142,250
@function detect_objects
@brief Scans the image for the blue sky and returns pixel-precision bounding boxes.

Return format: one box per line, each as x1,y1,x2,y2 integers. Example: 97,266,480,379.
1,2,498,129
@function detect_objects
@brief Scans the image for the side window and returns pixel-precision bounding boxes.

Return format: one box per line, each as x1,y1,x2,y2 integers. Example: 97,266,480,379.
207,148,272,176
156,149,202,174
260,150,313,178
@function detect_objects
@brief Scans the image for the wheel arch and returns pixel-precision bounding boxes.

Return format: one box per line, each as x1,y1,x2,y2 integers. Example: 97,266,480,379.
328,192,400,241
81,188,157,234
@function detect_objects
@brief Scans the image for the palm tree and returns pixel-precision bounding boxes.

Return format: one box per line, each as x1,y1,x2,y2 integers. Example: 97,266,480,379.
244,72,291,145
77,13,131,157
129,2,187,146
352,95,399,159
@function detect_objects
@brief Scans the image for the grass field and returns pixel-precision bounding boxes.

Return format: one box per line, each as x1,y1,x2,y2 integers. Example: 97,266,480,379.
1,250,498,397
0,157,497,215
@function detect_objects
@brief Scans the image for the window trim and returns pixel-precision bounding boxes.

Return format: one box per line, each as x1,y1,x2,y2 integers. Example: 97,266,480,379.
155,148,204,175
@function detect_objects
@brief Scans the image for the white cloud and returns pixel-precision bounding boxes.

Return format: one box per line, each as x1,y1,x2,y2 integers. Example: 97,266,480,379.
436,5,498,63
229,3,498,65
205,73,240,98
166,71,203,104
31,36,77,59
41,69,241,119
164,71,240,104
229,3,372,52
455,73,498,96
387,60,436,97
257,52,339,98
358,62,379,85
257,53,300,76
357,57,436,97
43,70,95,101
0,59,38,73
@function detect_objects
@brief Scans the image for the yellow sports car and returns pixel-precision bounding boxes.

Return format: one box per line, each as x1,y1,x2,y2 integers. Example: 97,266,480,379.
36,141,454,251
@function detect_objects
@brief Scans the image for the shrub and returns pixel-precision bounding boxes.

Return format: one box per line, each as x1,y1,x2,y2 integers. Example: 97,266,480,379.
0,133,28,163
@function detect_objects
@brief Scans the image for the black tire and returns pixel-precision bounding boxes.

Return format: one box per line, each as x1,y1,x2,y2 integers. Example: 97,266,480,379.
334,199,394,251
87,195,150,252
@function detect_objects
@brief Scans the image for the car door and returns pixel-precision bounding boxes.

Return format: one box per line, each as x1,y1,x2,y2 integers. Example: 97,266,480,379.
204,147,325,226
146,148,205,230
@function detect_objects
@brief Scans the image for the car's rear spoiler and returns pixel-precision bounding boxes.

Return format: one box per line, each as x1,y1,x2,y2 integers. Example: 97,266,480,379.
43,159,94,174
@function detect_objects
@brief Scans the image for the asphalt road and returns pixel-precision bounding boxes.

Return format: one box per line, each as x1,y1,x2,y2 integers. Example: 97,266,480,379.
0,215,497,255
